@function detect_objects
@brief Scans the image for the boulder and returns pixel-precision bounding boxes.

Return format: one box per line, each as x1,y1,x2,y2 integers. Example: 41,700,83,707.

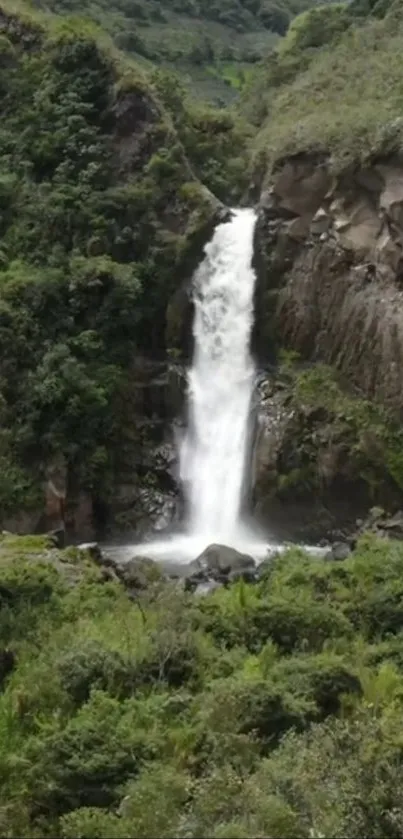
272,159,330,217
186,543,256,585
333,197,382,254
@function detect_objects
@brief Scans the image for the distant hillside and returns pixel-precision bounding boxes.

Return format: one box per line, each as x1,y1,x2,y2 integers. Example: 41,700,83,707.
32,0,332,102
241,0,403,177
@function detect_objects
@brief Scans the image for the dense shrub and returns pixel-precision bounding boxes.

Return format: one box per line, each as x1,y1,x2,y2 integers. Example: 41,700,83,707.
1,533,403,836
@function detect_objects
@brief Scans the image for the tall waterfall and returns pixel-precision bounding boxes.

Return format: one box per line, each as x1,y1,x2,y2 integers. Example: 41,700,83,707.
104,207,322,564
179,208,258,545
113,207,271,563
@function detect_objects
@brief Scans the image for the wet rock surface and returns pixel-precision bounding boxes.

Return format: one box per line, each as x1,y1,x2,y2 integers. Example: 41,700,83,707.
250,358,403,544
76,506,403,593
251,371,372,543
93,541,261,594
99,357,186,539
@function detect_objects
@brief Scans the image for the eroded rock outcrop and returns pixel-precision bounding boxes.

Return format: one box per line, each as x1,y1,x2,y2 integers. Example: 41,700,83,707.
254,154,403,416
102,357,187,538
250,363,403,542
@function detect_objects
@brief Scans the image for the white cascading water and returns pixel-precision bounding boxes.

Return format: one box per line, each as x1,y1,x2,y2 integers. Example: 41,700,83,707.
102,208,326,564
108,208,273,563
179,208,257,544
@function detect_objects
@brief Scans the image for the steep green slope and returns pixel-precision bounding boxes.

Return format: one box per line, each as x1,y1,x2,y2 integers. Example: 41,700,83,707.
0,1,238,527
31,0,332,103
244,0,403,178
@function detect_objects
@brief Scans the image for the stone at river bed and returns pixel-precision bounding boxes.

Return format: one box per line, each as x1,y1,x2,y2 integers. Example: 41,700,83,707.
185,543,256,588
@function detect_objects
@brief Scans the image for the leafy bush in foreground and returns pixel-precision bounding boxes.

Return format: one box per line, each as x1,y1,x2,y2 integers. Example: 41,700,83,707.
2,533,403,836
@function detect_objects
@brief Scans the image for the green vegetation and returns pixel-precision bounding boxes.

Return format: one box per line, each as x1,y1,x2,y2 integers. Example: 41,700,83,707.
274,362,403,500
151,68,251,201
3,532,403,835
243,0,403,174
0,1,250,523
31,0,336,102
1,0,403,830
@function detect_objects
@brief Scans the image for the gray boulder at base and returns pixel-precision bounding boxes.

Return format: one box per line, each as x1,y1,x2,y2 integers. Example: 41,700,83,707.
187,543,256,583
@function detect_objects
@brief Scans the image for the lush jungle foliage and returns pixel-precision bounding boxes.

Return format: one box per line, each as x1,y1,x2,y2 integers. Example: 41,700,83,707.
0,1,250,522
3,532,403,837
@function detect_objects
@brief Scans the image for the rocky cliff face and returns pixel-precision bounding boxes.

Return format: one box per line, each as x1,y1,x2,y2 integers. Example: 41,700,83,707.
251,155,403,536
254,154,403,416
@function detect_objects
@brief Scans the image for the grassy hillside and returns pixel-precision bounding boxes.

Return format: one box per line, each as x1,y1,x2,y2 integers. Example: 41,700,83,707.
243,0,403,177
31,0,333,102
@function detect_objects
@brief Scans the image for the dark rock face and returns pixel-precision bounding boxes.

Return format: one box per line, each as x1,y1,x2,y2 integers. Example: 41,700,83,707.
101,358,187,539
251,153,403,532
250,374,362,542
254,154,403,417
0,648,15,689
355,507,403,541
250,370,403,543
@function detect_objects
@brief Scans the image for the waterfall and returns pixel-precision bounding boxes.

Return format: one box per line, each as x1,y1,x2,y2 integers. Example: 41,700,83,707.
114,207,271,563
103,207,324,564
179,208,257,544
